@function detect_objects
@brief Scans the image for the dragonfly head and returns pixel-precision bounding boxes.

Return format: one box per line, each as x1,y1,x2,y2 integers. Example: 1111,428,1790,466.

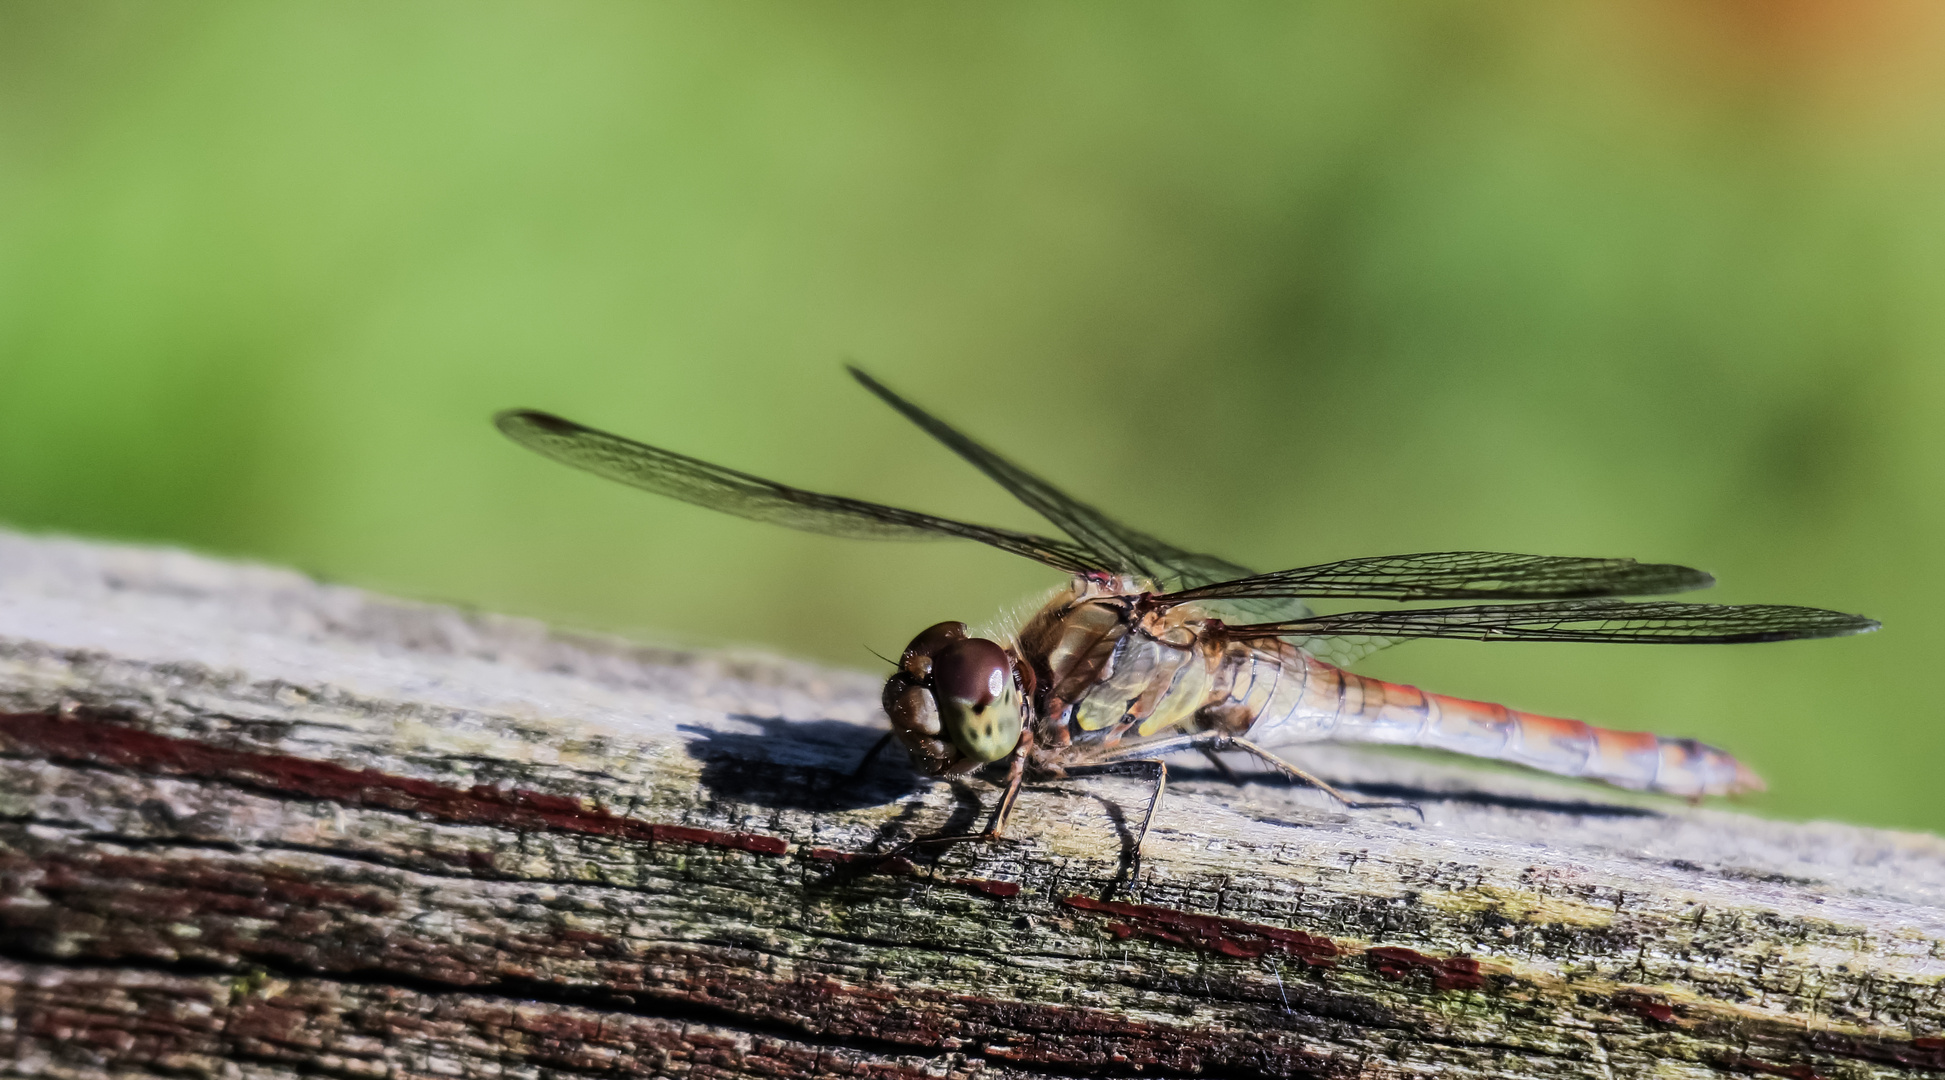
882,621,1026,775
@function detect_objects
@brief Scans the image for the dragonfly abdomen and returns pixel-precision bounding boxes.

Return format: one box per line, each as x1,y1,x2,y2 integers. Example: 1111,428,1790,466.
1035,597,1764,799
1293,665,1762,798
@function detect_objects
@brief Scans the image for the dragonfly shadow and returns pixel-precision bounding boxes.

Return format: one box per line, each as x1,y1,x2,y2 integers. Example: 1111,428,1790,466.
881,780,992,869
682,714,928,812
1182,765,1664,820
1346,782,1664,820
1085,792,1144,902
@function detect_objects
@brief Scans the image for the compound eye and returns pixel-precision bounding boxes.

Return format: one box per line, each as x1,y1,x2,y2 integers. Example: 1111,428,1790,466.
929,638,1023,763
898,620,968,678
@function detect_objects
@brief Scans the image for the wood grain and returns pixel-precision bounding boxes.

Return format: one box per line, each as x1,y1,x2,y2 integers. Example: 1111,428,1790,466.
0,529,1939,1079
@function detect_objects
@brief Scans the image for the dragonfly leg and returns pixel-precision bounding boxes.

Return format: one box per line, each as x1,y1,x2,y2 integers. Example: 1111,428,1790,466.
1229,738,1423,820
987,751,1028,839
898,750,1028,855
1198,747,1239,781
846,731,896,783
1135,759,1167,855
1059,759,1168,859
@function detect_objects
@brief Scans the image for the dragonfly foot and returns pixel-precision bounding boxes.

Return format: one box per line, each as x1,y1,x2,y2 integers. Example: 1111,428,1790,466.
1346,796,1425,822
879,829,1009,865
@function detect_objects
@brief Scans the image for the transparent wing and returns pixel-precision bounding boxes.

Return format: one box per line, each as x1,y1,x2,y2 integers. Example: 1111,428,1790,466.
1285,634,1404,668
1158,551,1715,603
848,368,1256,591
495,409,1103,572
1224,600,1880,645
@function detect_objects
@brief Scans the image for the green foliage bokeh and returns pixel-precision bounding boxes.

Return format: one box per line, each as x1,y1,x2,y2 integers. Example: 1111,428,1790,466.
2,3,1938,831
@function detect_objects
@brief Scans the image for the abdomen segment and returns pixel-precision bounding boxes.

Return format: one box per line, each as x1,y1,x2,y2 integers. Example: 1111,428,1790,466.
1260,656,1761,798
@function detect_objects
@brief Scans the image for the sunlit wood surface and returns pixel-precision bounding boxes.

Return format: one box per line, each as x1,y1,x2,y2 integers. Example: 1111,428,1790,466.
0,530,1939,1080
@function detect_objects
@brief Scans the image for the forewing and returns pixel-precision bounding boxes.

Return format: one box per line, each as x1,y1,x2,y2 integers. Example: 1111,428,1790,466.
848,368,1257,590
495,409,1102,572
1159,552,1715,603
1226,600,1880,645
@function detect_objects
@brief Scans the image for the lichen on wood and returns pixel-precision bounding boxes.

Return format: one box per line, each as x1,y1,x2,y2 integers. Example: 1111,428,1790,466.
0,529,1940,1080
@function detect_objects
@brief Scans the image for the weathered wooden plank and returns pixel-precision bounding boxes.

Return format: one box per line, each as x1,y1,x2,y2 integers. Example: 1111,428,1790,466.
0,529,1940,1080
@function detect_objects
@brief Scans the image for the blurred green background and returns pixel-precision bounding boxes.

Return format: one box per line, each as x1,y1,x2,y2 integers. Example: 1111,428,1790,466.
2,2,1938,832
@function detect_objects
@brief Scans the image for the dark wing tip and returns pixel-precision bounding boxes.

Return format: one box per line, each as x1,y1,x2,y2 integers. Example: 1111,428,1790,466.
495,409,580,437
847,365,893,397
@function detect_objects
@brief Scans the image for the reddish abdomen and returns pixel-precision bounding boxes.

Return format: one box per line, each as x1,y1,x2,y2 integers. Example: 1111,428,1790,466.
1286,661,1762,798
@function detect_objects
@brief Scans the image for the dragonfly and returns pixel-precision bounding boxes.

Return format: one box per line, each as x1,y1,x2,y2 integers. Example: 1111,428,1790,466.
496,369,1878,850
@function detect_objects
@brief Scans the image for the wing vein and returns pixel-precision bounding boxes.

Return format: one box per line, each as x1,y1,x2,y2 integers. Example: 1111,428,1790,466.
495,409,1101,572
1157,551,1716,602
1224,600,1879,645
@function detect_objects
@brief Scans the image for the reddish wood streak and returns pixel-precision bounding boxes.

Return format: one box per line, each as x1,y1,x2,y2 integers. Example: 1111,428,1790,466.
1063,894,1339,966
1612,990,1679,1024
949,877,1021,898
0,710,789,856
1364,946,1485,991
648,823,788,855
805,848,916,875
